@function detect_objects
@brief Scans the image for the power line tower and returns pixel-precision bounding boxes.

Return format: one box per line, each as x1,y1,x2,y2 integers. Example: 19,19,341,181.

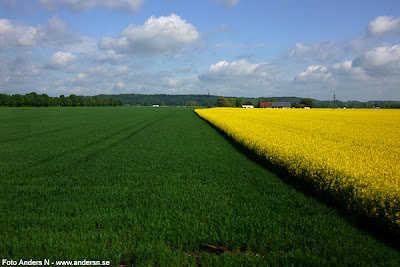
333,92,336,109
207,90,210,108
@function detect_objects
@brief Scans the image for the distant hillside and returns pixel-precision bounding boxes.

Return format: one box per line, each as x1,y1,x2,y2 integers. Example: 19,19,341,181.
97,93,400,108
1,92,398,108
97,93,304,107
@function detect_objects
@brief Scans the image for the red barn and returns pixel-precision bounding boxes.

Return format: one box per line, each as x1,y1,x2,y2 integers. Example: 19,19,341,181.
260,101,272,108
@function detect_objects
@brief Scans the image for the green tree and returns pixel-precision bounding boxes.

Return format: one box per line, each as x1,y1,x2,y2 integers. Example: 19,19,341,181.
92,96,103,106
217,96,230,107
185,100,198,106
12,94,26,107
41,94,51,107
53,96,61,106
60,95,72,106
25,92,37,106
0,93,10,106
77,96,84,106
84,97,94,106
300,98,314,108
235,98,243,107
69,94,79,106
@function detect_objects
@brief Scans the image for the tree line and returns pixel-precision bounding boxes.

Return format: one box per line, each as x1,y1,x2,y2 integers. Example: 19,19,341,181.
0,92,124,107
1,92,399,108
216,96,315,108
97,93,217,107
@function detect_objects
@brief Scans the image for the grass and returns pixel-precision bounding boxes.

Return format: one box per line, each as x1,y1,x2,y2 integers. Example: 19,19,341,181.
0,107,399,266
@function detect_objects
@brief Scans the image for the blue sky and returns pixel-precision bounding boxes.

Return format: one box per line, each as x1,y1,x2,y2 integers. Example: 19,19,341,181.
1,0,400,101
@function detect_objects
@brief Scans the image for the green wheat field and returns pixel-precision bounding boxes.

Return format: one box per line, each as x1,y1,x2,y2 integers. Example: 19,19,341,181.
1,107,399,266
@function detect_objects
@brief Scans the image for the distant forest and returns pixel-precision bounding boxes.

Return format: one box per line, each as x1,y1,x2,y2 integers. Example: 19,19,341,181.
0,92,123,107
98,93,400,108
1,92,399,108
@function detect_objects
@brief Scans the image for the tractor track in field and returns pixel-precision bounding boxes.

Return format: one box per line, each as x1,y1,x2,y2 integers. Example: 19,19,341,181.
1,111,176,177
30,110,177,177
0,121,98,144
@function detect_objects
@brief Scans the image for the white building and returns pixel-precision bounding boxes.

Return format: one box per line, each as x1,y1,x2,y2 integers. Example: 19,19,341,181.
242,102,254,108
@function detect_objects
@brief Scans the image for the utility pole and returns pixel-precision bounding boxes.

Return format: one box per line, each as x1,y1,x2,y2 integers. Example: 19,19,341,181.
333,92,336,109
207,90,210,108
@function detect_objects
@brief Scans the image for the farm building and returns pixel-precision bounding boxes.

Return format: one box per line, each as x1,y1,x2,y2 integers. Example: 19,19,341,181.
296,104,307,108
260,101,291,108
152,104,160,107
260,101,273,108
242,102,254,108
296,104,311,109
272,102,291,108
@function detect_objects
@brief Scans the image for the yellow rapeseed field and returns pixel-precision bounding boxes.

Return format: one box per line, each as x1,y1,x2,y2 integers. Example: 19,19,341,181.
195,108,400,228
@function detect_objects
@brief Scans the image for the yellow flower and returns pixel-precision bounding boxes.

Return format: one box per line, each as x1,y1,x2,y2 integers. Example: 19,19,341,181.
195,108,400,228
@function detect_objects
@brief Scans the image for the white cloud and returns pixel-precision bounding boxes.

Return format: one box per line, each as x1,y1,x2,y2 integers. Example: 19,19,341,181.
346,16,400,53
38,0,145,13
199,59,276,96
296,65,331,81
36,16,81,48
87,64,130,76
44,51,77,69
331,61,367,80
77,73,87,79
111,81,126,92
0,17,96,52
292,45,400,101
286,42,340,62
199,59,274,81
0,19,37,49
115,81,125,88
164,77,180,87
38,0,95,12
352,45,400,76
99,14,200,56
85,50,127,65
99,0,145,13
295,61,367,83
116,65,130,73
367,16,400,37
288,43,315,58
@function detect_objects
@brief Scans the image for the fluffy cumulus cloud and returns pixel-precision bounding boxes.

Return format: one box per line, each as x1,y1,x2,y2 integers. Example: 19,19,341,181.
352,45,400,76
38,0,145,13
331,61,367,80
293,44,400,100
0,17,94,51
286,42,340,62
36,16,82,48
99,14,199,56
296,65,331,81
0,19,37,49
367,16,400,37
43,51,77,69
295,62,367,83
199,59,277,96
199,59,273,80
284,15,400,100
